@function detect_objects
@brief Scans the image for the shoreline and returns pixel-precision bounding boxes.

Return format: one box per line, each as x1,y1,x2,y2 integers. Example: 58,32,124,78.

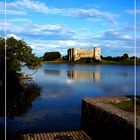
42,59,140,66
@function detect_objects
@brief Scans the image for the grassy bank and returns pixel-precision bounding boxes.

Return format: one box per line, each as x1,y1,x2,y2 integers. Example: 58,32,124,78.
101,59,140,65
43,58,140,65
110,96,140,116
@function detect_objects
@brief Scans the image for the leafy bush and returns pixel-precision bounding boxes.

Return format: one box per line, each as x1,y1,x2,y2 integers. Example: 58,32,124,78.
43,52,61,61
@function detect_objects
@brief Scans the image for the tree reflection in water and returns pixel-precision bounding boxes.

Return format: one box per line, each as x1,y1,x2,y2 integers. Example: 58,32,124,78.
6,77,41,119
0,71,41,139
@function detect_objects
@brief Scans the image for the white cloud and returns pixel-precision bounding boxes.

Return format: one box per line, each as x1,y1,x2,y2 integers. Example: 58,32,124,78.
7,0,49,13
121,35,132,40
0,21,75,40
0,9,27,15
0,0,48,15
0,0,117,25
58,40,77,47
6,18,32,23
96,30,134,41
125,9,140,15
0,1,27,15
93,43,99,47
16,0,48,12
27,39,93,56
69,9,117,25
40,25,64,31
43,7,117,25
7,33,22,40
0,22,5,32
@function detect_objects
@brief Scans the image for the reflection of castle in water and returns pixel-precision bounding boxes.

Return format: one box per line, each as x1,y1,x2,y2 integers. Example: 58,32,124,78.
67,71,100,81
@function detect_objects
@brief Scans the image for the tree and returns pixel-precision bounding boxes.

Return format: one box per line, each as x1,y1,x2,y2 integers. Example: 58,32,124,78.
0,37,42,119
113,56,122,61
5,37,41,71
0,37,41,96
0,37,40,93
0,36,41,86
0,37,5,86
122,53,129,60
43,51,61,61
130,56,138,59
103,56,113,60
62,55,68,61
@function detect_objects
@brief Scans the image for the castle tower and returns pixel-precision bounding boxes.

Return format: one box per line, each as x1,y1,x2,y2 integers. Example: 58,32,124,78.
68,47,101,61
68,49,71,61
94,47,101,61
73,48,80,61
68,48,80,61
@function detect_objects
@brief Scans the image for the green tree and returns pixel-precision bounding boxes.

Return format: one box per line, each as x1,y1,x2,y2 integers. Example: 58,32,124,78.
103,56,113,60
0,36,41,88
43,51,61,61
5,37,41,71
62,55,68,61
0,37,5,86
122,53,129,60
0,37,41,118
130,56,138,59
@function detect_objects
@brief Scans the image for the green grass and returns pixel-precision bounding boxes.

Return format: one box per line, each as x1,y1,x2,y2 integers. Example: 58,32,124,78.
43,59,140,65
110,96,140,116
101,59,140,65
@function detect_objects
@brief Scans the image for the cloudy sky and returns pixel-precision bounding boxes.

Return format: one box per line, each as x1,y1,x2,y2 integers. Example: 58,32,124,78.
0,0,140,57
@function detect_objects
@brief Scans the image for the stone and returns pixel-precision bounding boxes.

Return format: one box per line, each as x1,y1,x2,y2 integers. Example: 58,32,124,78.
67,47,101,61
81,96,140,140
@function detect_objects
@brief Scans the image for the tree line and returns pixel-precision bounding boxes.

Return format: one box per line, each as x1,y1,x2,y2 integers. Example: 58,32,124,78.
42,52,140,62
101,53,139,61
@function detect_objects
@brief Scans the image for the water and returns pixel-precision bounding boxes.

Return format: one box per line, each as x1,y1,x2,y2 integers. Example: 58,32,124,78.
2,64,140,133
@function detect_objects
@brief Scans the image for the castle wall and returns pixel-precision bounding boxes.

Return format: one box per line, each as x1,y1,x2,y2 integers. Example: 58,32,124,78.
94,47,101,61
68,47,101,61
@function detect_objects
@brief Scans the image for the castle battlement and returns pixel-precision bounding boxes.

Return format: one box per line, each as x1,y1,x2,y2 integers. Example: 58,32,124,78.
67,47,101,61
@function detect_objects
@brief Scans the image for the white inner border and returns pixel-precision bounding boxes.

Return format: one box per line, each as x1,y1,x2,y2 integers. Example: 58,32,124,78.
4,0,7,140
4,0,137,140
134,0,137,140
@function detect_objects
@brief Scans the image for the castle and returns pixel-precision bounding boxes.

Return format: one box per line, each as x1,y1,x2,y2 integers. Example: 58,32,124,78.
67,47,101,61
67,71,100,81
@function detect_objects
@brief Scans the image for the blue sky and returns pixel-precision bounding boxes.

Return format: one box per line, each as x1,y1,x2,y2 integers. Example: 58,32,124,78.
0,0,140,57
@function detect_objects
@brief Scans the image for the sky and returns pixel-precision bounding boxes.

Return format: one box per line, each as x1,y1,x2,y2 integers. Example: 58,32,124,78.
0,0,140,57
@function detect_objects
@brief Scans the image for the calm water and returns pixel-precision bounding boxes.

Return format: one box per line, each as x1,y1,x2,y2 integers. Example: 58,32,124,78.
1,64,140,133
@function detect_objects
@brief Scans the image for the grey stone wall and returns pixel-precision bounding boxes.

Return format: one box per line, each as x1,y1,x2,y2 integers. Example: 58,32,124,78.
68,47,101,61
81,97,140,140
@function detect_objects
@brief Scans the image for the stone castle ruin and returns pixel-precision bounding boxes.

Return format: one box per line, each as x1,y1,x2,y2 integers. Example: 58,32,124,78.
68,47,101,61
